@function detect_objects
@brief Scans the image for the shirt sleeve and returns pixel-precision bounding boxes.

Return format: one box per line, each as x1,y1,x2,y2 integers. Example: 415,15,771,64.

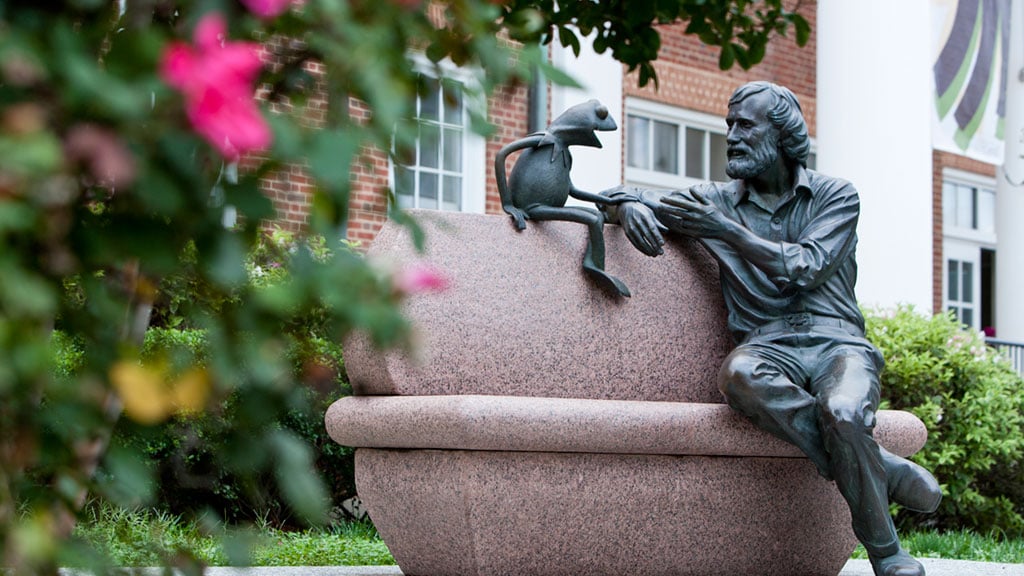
775,179,860,292
599,186,671,223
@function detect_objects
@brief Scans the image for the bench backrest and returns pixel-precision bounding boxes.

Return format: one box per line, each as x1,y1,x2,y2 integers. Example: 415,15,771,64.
344,210,734,403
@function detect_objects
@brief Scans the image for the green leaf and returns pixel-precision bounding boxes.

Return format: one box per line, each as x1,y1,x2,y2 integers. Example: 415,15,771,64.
269,430,330,525
68,0,106,10
387,202,426,251
425,39,448,64
53,27,149,120
793,14,811,46
558,26,581,57
718,43,735,70
308,128,359,187
0,261,56,317
96,445,156,508
527,48,581,89
225,176,276,222
0,134,63,176
732,42,750,69
207,233,248,288
638,63,659,89
685,17,711,36
268,114,304,162
747,39,766,66
638,27,662,55
136,166,184,215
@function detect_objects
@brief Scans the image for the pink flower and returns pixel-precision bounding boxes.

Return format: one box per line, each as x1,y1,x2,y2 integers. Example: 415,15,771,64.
394,262,450,295
64,124,137,189
240,0,291,19
160,13,271,159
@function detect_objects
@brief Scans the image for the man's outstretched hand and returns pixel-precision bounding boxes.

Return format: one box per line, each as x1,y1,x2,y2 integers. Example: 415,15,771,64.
658,189,732,239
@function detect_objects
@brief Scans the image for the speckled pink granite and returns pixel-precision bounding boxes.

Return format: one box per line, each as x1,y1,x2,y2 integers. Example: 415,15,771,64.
329,211,931,576
343,210,735,402
356,449,858,576
326,395,927,458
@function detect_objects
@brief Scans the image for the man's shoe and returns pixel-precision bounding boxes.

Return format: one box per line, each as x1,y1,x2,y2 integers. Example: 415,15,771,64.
881,448,942,513
869,548,925,576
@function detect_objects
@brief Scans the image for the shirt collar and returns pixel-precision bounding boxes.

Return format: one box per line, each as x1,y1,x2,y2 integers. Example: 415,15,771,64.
732,164,812,209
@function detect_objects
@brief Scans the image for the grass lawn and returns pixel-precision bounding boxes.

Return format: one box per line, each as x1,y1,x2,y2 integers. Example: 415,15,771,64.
72,505,395,567
75,505,1024,567
851,529,1024,564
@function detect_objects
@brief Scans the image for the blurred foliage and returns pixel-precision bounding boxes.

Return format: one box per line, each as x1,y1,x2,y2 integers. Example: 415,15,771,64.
54,320,354,529
0,0,809,572
865,306,1024,537
499,0,811,86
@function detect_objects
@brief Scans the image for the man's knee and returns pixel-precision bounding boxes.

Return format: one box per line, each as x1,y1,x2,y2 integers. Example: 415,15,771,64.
817,394,876,439
718,352,755,400
717,351,778,407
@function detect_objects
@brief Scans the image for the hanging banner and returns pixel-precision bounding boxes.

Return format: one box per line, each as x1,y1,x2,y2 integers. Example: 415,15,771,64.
932,0,1010,164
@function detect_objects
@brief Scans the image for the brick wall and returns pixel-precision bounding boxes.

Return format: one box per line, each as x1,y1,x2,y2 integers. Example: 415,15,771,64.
931,150,998,314
486,82,531,215
346,99,392,244
255,52,327,233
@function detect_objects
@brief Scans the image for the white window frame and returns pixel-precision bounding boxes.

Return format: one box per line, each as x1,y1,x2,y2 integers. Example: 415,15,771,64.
625,99,727,190
624,98,817,190
941,168,997,330
944,240,982,330
941,168,997,246
390,55,487,214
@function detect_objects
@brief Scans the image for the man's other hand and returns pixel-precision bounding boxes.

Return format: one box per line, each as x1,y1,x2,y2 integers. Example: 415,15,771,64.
619,201,666,257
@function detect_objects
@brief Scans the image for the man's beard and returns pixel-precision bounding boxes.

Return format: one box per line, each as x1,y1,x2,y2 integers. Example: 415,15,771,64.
726,133,779,180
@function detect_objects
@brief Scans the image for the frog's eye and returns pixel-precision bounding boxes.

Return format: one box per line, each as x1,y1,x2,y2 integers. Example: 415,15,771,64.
596,105,609,120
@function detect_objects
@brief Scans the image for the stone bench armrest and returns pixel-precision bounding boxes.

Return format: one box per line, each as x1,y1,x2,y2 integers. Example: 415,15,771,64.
326,394,927,458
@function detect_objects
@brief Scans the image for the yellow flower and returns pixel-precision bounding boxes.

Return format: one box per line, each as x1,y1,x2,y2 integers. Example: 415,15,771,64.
109,361,211,424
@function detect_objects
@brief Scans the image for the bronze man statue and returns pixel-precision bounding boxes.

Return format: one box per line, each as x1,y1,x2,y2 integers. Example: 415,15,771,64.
603,81,941,576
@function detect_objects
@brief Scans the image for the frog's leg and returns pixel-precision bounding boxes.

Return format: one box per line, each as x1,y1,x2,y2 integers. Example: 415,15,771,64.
525,204,630,297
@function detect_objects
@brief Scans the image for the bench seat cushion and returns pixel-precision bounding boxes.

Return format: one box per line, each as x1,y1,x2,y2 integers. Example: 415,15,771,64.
326,394,927,458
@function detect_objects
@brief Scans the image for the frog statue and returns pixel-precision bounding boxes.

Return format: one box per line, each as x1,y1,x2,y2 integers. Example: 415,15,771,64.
494,99,636,297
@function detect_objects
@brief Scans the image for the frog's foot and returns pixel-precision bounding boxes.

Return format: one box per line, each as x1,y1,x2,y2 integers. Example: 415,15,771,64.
583,261,630,297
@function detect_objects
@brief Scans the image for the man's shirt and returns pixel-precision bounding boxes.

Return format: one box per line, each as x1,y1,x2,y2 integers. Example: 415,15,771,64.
616,166,864,342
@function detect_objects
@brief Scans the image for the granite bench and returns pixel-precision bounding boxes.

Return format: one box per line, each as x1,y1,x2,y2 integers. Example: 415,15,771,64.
325,210,928,576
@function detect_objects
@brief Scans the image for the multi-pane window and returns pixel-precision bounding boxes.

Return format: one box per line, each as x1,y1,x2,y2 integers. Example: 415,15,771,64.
627,115,680,175
943,180,995,233
942,170,997,331
947,258,975,327
394,75,475,212
624,99,815,190
626,111,728,187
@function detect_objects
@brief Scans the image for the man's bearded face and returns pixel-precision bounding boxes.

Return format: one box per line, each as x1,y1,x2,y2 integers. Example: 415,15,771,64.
726,123,780,180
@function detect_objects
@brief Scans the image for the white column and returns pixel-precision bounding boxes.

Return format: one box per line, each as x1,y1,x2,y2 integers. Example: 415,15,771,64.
816,0,934,311
550,36,624,201
995,0,1024,340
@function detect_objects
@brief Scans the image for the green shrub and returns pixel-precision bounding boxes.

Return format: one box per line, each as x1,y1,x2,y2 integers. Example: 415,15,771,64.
865,305,1024,536
51,330,85,380
151,228,343,331
107,329,355,528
